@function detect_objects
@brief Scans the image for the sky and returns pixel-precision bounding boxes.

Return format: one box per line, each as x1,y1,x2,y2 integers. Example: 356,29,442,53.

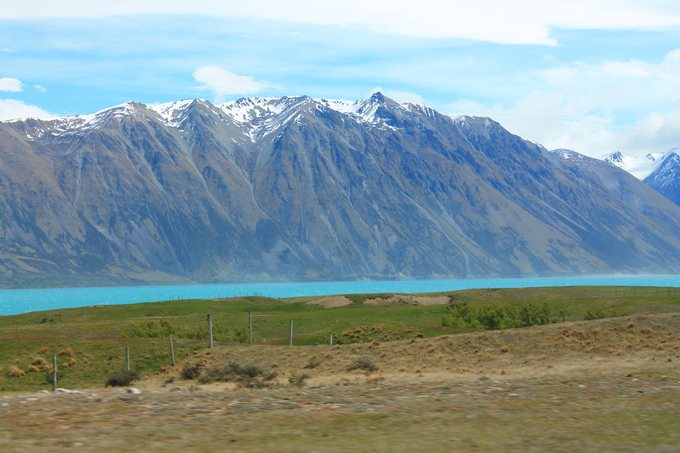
1,0,680,158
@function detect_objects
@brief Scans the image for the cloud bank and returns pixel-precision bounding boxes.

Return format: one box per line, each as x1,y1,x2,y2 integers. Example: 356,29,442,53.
2,1,679,45
0,78,23,92
192,67,273,102
0,99,54,121
449,49,680,157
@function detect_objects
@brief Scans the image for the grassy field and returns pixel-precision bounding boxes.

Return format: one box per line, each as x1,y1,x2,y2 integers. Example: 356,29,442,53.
1,285,680,392
1,286,680,451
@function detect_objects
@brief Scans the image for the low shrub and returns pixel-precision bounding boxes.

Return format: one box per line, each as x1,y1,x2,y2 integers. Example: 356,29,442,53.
304,356,323,369
44,369,58,384
181,362,203,380
347,357,379,372
124,320,248,343
106,370,140,387
442,301,552,330
288,373,310,388
199,362,278,388
584,309,608,321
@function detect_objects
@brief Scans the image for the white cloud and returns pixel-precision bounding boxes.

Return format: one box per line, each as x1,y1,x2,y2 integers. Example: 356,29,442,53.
192,66,272,102
448,49,680,158
0,99,55,121
0,78,23,92
2,1,680,45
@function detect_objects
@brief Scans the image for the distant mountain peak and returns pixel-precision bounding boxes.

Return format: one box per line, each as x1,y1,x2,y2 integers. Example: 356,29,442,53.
603,151,625,163
600,150,668,180
550,148,583,161
367,91,386,103
644,151,680,206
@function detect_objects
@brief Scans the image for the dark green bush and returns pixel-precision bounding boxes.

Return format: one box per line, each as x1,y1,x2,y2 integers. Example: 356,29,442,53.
584,308,608,320
199,362,278,388
347,357,379,372
124,320,248,342
106,370,139,387
181,362,203,380
442,301,553,330
288,373,310,388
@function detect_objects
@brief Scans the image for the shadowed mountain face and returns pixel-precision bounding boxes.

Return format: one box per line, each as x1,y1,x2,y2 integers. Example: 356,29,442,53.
3,94,680,288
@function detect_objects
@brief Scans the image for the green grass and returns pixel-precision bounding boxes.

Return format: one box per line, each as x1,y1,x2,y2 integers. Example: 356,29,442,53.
1,285,680,392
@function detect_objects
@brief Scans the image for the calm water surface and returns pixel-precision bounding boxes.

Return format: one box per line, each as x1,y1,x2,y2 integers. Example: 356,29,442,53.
2,275,680,316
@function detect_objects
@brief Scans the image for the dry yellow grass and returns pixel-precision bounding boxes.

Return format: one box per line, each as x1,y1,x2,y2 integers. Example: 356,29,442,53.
32,356,48,366
8,366,25,377
59,347,74,357
1,308,678,453
139,312,680,391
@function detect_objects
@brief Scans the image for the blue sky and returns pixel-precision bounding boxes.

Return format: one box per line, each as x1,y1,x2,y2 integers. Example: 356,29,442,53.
1,1,680,158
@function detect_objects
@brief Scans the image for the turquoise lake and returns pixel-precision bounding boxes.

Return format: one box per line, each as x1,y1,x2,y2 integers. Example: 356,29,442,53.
2,275,680,316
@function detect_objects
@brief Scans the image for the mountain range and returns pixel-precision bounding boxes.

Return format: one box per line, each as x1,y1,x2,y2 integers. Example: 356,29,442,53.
3,93,680,288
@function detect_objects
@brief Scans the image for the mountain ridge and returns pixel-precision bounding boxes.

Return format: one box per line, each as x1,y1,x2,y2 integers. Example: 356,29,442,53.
3,94,680,288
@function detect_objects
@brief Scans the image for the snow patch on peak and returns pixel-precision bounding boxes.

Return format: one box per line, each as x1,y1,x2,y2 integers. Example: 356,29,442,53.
550,149,585,161
218,96,313,140
317,92,423,126
317,98,361,115
449,115,496,133
316,95,383,123
603,151,625,164
644,151,680,189
400,101,437,118
148,99,197,127
74,101,149,130
601,151,667,180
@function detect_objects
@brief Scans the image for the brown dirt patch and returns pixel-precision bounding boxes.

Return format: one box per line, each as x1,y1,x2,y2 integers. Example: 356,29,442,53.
411,295,450,305
305,296,354,308
363,295,450,306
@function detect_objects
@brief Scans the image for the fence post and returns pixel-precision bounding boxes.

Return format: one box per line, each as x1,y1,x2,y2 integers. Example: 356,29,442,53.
126,347,130,372
169,334,176,367
329,332,333,346
207,314,213,348
248,311,253,344
289,320,293,346
52,354,57,391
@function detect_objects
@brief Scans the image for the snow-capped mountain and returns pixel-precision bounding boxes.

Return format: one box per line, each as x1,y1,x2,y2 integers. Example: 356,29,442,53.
3,93,680,288
601,151,668,179
643,150,680,206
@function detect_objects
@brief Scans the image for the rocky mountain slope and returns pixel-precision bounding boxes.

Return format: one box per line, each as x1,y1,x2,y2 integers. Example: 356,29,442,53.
3,93,680,288
642,150,680,206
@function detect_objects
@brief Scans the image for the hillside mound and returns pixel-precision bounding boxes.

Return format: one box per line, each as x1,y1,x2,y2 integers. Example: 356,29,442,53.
155,312,680,390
